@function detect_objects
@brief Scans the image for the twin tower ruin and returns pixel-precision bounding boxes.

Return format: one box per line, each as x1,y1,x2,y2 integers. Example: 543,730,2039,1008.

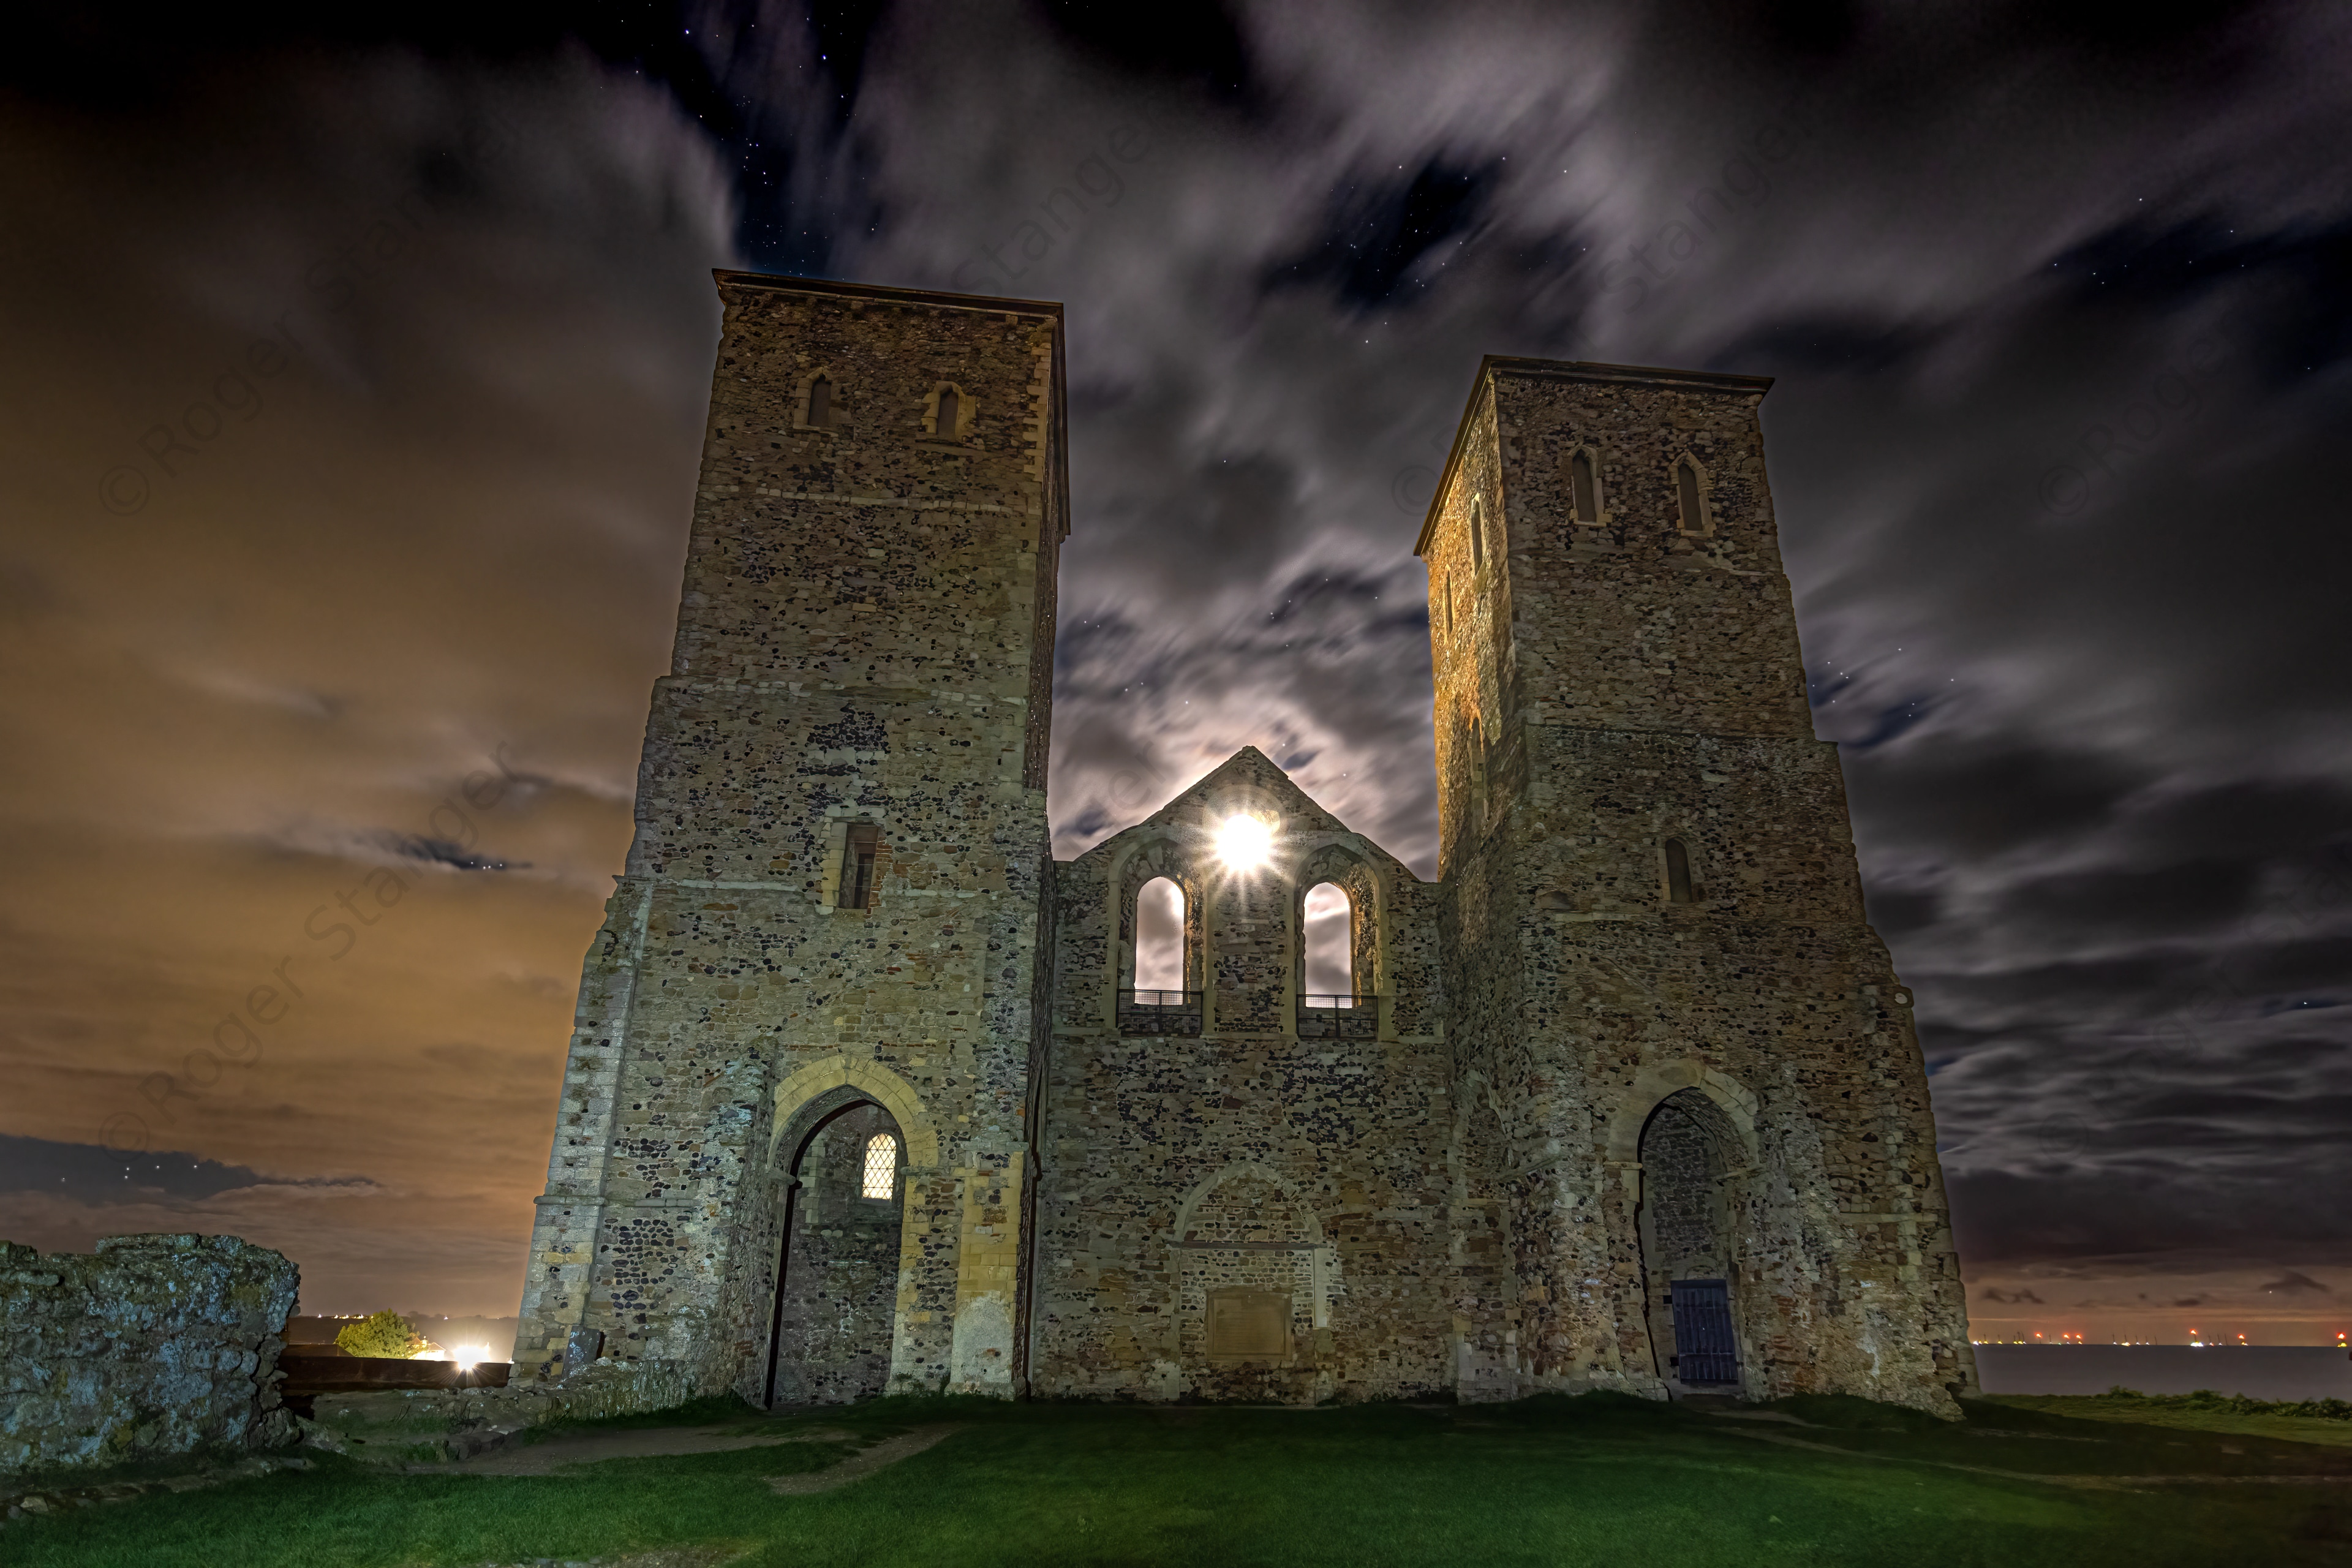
510,271,1977,1413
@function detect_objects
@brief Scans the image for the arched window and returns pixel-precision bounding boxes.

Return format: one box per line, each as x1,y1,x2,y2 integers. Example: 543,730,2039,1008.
1664,838,1695,904
1569,448,1600,523
935,385,961,439
1134,875,1185,992
1302,881,1352,998
1469,497,1485,573
1674,456,1709,535
861,1133,897,1199
843,824,880,910
807,372,835,428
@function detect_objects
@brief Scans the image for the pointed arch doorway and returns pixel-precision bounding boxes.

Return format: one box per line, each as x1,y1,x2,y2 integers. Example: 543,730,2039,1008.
763,1095,906,1406
1635,1087,1748,1389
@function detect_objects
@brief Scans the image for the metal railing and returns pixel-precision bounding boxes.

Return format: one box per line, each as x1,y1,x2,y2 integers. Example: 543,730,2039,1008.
1297,993,1380,1039
1117,988,1203,1035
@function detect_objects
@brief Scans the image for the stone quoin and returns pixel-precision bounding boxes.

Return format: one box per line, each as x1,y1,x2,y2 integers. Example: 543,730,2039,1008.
510,273,1976,1415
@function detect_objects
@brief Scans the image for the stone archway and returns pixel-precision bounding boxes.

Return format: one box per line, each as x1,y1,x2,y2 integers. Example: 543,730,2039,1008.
1170,1164,1333,1403
1633,1087,1750,1391
755,1055,943,1407
766,1096,906,1406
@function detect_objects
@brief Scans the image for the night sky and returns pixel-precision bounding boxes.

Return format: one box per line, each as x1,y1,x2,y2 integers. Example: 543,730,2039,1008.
3,2,2346,1340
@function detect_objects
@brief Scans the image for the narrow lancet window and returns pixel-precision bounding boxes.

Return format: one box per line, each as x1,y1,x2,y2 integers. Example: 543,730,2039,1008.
845,824,880,909
935,386,961,439
861,1133,897,1199
1302,881,1352,998
1469,499,1485,573
1675,457,1709,535
807,373,834,428
1570,449,1599,522
1665,838,1695,904
1134,876,1185,993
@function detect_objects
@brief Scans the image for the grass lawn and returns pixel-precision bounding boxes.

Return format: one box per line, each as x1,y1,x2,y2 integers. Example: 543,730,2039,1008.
8,1392,2351,1567
1985,1392,2352,1450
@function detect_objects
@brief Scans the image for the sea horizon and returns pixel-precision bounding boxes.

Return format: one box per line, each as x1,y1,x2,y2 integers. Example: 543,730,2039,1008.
1972,1344,2352,1400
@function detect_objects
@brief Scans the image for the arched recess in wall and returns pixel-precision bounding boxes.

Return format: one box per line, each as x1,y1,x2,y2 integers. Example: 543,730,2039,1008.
1603,1062,1757,1166
761,1087,904,1408
1114,839,1196,998
798,368,844,429
1171,1163,1333,1389
1294,843,1382,1006
1300,882,1351,996
1634,1087,1751,1390
1673,453,1713,536
770,1052,940,1172
1134,876,1186,992
924,381,973,440
1448,1071,1518,1395
1565,444,1606,525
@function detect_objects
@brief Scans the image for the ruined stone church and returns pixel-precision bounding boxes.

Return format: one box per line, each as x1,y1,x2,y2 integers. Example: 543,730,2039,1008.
510,270,1978,1414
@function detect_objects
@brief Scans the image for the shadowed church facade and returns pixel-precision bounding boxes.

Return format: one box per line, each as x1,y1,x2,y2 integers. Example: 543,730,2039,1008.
511,271,1977,1414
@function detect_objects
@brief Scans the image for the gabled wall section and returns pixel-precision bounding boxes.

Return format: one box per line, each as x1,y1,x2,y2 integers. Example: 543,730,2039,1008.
1030,749,1452,1402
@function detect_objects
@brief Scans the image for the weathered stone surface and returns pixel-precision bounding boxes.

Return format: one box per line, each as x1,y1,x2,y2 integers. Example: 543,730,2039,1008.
511,272,1066,1406
1420,357,1975,1414
509,284,1972,1419
0,1234,297,1474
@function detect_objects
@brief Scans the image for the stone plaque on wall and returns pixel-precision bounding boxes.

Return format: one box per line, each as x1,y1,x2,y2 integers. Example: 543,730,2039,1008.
1205,1288,1291,1363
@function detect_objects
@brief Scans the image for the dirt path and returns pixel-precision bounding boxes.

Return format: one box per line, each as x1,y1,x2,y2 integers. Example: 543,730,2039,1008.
418,1425,856,1476
768,1425,965,1494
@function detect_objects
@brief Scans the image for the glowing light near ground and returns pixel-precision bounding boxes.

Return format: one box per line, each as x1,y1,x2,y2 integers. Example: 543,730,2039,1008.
1214,815,1274,872
447,1344,492,1369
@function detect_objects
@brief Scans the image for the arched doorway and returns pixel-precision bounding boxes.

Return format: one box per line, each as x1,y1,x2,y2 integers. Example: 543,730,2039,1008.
764,1098,905,1406
1635,1088,1744,1389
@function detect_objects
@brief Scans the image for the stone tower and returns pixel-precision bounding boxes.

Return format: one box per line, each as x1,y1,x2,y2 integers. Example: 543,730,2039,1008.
511,273,1067,1401
1418,356,1976,1405
511,283,1974,1416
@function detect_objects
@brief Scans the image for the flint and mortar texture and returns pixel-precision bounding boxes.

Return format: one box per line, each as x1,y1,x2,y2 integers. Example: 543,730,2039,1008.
513,273,1066,1404
1,1234,296,1475
1419,358,1976,1414
1035,750,1452,1403
511,279,1971,1417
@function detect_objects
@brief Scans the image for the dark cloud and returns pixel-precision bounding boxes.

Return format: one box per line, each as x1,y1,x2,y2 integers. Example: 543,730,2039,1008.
2261,1269,2332,1296
0,1134,371,1205
381,834,528,873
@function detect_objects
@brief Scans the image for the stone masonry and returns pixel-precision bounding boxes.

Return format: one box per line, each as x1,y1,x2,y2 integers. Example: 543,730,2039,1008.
512,280,1974,1415
1,1234,297,1475
513,272,1066,1403
1419,356,1976,1412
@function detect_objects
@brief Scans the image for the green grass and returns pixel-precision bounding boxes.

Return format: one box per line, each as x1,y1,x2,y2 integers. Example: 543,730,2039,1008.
10,1392,2352,1567
1985,1390,2352,1450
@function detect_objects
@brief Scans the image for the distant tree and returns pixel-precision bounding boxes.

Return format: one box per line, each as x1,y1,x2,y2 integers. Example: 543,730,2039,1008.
335,1310,428,1359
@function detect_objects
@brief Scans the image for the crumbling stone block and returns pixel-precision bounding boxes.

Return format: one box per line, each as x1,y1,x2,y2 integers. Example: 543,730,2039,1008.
1,1234,297,1474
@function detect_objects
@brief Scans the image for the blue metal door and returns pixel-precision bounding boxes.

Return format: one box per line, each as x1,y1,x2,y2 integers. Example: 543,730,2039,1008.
1669,1278,1739,1385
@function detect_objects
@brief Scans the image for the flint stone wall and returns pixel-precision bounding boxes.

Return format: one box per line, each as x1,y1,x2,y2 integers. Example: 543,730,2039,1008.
1,1234,296,1476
